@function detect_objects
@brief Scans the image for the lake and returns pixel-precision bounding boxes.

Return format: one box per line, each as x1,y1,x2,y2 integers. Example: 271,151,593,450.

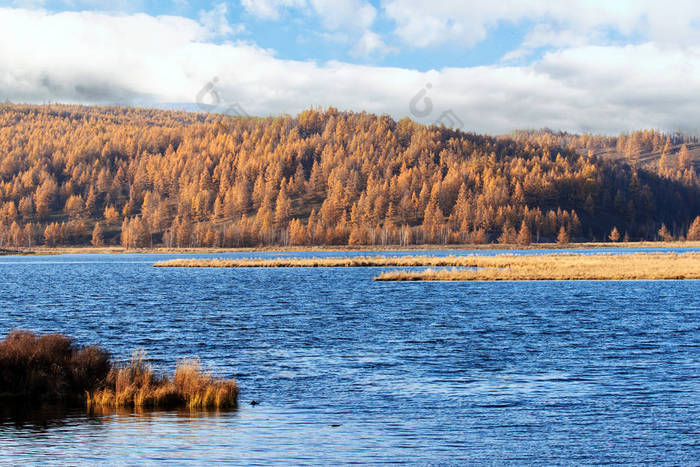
1,249,699,464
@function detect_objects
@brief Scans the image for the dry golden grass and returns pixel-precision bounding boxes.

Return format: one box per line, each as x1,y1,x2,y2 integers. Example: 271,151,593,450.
154,255,521,268
87,350,238,410
154,251,700,276
0,330,238,410
374,252,700,281
0,330,110,403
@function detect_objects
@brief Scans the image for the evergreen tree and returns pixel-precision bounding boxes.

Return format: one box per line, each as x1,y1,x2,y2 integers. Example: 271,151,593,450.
687,216,700,241
557,226,569,245
517,220,532,245
657,224,673,242
91,222,105,246
609,226,621,242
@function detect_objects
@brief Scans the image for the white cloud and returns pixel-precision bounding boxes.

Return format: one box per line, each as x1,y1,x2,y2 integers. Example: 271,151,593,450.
351,30,397,58
241,0,383,58
502,24,607,62
309,0,385,57
2,7,700,134
241,0,376,30
381,0,700,52
198,3,244,38
11,0,47,7
382,0,533,48
11,0,150,12
309,0,376,32
240,0,305,21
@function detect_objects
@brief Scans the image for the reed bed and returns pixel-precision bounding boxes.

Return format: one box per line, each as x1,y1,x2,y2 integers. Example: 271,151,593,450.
0,330,110,403
154,253,700,281
374,252,700,281
155,255,515,268
87,351,238,410
0,330,238,409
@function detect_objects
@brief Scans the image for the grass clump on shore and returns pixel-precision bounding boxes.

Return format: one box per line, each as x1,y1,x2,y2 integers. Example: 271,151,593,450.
0,330,238,410
373,252,700,281
87,351,238,410
0,330,110,403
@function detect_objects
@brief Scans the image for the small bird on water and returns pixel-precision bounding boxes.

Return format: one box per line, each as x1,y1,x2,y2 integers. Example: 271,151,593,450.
250,400,259,406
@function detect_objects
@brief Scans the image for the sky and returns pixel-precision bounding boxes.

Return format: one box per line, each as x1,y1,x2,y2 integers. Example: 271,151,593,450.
1,1,700,134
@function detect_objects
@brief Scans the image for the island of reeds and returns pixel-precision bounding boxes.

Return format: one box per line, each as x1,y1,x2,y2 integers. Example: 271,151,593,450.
153,252,700,281
154,255,505,268
372,252,700,281
0,330,238,409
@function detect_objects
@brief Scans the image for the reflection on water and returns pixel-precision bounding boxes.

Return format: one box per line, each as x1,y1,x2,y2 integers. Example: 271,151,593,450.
2,405,437,464
1,250,699,464
0,404,83,430
1,407,241,464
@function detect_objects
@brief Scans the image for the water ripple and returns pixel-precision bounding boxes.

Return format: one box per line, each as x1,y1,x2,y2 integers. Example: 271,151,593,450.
0,250,698,464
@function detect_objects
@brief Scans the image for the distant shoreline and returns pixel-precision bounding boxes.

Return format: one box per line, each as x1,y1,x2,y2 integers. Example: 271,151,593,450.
2,241,699,257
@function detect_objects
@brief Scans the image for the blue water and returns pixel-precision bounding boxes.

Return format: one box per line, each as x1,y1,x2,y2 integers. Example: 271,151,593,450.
1,249,699,464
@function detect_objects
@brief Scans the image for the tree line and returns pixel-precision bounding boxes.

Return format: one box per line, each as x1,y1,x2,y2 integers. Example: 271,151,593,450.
512,129,698,179
0,103,699,248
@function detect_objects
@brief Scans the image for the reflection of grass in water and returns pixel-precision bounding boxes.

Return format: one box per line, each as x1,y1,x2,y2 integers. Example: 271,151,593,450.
373,252,700,281
87,405,239,419
0,330,238,411
0,403,85,429
0,404,240,430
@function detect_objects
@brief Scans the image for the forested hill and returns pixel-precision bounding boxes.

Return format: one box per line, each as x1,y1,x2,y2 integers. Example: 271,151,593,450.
512,129,700,176
0,103,698,248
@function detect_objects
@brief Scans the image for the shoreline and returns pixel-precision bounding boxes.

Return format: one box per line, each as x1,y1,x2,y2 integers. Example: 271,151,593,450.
2,241,700,257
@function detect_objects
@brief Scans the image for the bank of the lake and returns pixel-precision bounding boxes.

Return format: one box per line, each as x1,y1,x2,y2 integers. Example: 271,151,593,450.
4,240,700,256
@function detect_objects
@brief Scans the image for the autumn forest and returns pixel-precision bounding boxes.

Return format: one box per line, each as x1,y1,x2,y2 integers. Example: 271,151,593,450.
0,103,699,249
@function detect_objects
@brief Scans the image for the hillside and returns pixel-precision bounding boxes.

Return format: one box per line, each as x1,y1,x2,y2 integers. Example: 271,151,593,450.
0,103,698,248
512,129,700,174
